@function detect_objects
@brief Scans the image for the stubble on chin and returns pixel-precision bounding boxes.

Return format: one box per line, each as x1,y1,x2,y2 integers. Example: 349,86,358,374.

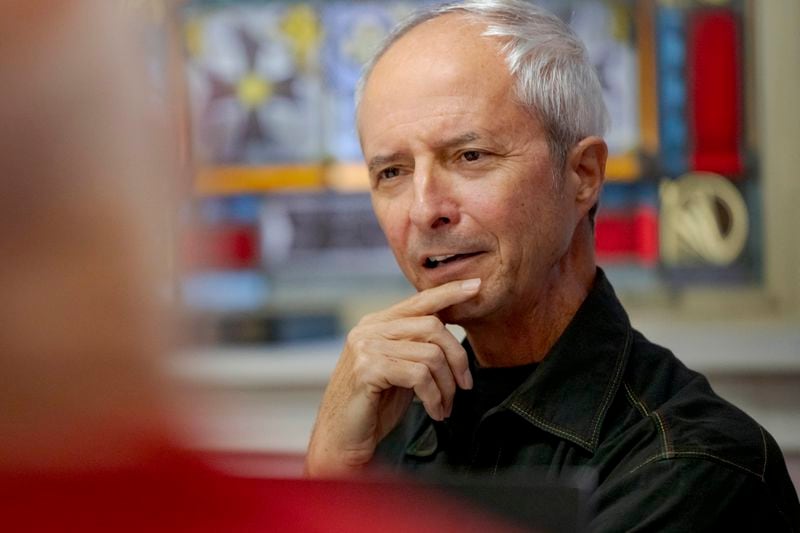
434,296,482,327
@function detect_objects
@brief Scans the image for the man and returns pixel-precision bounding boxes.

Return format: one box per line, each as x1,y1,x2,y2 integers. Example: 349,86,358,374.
306,0,800,530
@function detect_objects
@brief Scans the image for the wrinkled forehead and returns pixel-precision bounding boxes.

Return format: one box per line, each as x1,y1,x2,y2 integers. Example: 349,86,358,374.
357,13,516,133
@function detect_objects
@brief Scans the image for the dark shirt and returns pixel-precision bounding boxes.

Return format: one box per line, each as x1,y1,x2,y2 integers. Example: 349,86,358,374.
449,362,539,461
375,269,800,532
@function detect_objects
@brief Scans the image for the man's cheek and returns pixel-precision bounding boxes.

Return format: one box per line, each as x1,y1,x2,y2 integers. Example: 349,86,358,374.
384,233,405,262
380,217,408,256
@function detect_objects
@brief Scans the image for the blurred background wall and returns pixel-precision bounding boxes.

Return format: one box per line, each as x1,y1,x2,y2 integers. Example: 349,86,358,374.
123,0,799,485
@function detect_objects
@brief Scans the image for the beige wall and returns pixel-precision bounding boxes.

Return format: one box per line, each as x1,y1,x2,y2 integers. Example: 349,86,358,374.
759,0,800,314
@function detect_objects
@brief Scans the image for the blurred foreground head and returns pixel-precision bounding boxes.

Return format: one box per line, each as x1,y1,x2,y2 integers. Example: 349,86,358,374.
0,0,178,471
0,5,531,532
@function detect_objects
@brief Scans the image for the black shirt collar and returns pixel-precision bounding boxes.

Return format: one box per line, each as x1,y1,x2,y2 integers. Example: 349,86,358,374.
466,268,632,454
403,269,633,459
504,268,632,452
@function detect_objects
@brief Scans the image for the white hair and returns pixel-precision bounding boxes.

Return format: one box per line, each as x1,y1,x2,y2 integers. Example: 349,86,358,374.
355,0,609,174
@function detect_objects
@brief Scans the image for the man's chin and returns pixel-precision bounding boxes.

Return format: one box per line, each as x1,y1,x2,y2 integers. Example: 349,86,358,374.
435,299,485,326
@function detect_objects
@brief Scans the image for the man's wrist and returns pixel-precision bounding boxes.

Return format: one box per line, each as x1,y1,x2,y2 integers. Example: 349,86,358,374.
304,450,370,479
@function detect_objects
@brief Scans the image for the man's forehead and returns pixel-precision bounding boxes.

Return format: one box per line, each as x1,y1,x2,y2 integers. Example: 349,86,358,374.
370,17,510,89
359,94,517,160
357,14,514,136
381,14,490,63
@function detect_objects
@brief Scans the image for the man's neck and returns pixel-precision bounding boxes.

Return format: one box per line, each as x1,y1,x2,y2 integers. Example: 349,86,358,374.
463,250,597,368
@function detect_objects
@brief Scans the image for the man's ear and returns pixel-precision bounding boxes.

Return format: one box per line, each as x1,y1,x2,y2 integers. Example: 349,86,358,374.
566,136,607,218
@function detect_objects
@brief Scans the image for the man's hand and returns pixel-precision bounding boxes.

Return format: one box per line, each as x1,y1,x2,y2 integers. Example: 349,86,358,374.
305,278,481,477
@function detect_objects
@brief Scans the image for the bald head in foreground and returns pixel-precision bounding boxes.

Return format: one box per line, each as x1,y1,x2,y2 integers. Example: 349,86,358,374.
306,1,799,530
0,3,527,531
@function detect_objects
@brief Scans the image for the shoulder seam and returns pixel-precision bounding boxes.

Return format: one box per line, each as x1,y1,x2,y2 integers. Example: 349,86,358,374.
629,450,764,479
651,411,672,456
589,326,632,446
622,381,650,418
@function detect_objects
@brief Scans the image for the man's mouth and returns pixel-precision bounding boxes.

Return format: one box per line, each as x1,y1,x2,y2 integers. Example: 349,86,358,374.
423,252,483,269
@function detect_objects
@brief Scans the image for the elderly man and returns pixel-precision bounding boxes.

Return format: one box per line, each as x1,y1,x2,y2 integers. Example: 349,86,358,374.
307,1,800,530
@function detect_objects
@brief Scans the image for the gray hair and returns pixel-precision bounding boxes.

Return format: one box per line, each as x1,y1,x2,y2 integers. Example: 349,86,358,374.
355,0,609,175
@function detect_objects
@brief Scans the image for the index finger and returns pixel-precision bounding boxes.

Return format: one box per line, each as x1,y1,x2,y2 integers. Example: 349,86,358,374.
382,278,482,320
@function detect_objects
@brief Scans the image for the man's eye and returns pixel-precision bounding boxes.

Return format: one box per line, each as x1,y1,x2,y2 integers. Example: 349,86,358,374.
378,167,400,180
462,150,481,162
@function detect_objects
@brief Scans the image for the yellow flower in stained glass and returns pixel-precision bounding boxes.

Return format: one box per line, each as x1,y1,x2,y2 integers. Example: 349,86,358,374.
237,74,273,109
280,5,322,69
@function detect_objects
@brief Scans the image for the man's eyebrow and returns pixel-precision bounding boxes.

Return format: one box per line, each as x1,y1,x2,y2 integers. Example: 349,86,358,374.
432,131,482,151
367,152,409,173
366,132,483,172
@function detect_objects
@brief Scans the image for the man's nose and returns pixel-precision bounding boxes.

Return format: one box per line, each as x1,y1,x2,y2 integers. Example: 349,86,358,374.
408,167,460,230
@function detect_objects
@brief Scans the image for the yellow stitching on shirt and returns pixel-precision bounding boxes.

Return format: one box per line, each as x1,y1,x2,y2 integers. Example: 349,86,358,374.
510,327,630,452
589,327,631,446
652,411,672,456
509,403,592,450
629,451,763,479
670,451,763,478
629,453,668,475
507,323,631,451
623,381,649,418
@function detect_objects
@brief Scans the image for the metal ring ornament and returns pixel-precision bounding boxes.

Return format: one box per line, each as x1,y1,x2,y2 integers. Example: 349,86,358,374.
660,172,749,266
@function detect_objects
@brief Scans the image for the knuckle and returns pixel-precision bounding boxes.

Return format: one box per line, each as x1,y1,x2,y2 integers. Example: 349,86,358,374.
351,337,372,354
427,342,444,358
421,315,442,331
423,344,445,368
410,363,430,383
351,352,373,377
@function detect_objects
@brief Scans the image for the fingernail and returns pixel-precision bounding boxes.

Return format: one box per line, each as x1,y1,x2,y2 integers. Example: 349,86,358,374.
461,278,481,291
462,369,473,390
